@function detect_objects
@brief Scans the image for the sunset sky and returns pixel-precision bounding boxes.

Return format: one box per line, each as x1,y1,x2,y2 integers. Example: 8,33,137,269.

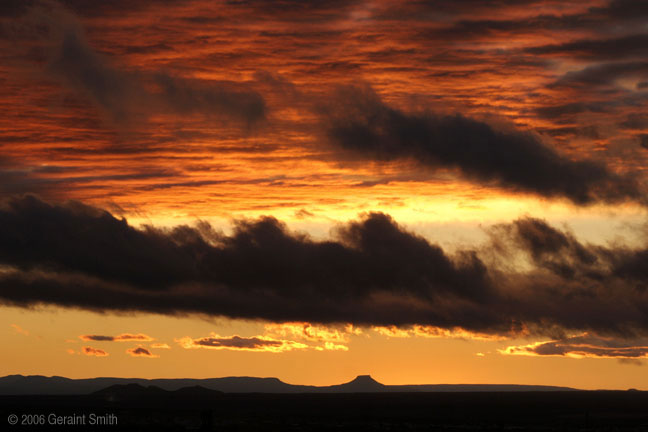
1,0,648,390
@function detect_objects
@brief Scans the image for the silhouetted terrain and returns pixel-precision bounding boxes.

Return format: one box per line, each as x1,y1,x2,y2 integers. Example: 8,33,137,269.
0,374,576,395
1,375,646,430
1,388,647,431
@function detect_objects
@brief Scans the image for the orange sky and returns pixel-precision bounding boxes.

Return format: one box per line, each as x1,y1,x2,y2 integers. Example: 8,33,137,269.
1,0,648,388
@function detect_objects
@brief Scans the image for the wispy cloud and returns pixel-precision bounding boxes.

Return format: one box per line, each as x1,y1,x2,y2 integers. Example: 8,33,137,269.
82,346,109,357
500,333,648,360
150,343,170,349
176,333,307,353
373,325,507,341
10,324,29,336
79,333,154,342
126,346,159,358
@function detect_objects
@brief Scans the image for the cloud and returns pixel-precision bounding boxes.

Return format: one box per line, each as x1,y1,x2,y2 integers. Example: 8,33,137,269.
490,217,600,280
372,325,505,341
425,0,648,41
501,333,648,359
79,333,154,342
315,342,349,351
82,346,108,357
320,86,642,205
263,322,360,343
526,34,648,61
10,324,29,336
176,333,307,353
641,134,648,150
150,343,170,349
0,156,178,201
263,322,359,351
0,0,179,17
10,1,266,127
372,326,412,338
534,102,612,120
126,346,158,358
3,196,648,342
552,62,648,89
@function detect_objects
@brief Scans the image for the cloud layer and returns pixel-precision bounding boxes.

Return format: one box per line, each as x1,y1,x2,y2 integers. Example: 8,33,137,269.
80,333,153,342
176,334,307,353
501,333,648,359
1,195,648,341
322,86,643,205
0,0,646,213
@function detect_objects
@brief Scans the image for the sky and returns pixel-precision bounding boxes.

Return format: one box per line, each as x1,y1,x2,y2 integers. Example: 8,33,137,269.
1,0,648,389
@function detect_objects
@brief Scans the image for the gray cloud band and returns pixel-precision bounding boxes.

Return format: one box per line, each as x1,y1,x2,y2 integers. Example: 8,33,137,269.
0,195,647,339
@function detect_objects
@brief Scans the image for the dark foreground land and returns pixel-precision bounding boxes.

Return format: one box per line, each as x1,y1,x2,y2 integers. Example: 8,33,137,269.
2,389,648,431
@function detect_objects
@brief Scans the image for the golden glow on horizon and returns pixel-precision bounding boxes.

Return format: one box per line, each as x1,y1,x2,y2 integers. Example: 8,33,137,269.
2,306,647,389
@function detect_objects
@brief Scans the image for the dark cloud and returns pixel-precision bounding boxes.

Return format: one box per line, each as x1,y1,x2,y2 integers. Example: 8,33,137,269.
81,335,114,342
539,126,600,140
640,134,648,150
225,0,360,21
527,34,648,61
0,0,32,17
0,195,198,289
194,336,281,349
126,346,157,357
534,102,611,120
177,334,306,351
426,0,648,40
7,1,266,127
82,346,108,357
0,155,179,199
552,61,648,89
49,28,265,125
0,0,182,17
320,86,642,205
2,196,648,340
0,195,494,304
589,0,648,20
620,114,648,130
502,333,648,359
0,158,81,198
80,334,153,342
491,217,599,280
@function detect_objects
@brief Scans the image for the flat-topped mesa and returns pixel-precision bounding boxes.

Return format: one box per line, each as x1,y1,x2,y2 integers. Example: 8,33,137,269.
340,375,385,391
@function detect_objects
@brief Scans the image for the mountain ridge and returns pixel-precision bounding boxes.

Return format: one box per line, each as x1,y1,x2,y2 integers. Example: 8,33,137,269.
0,374,580,395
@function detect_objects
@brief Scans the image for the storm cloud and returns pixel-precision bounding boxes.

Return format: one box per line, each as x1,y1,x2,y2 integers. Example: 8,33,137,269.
321,86,642,205
1,196,648,340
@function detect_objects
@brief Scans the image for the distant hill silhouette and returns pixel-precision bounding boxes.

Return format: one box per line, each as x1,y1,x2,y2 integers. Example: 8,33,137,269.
93,383,223,404
323,375,386,393
0,374,578,395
